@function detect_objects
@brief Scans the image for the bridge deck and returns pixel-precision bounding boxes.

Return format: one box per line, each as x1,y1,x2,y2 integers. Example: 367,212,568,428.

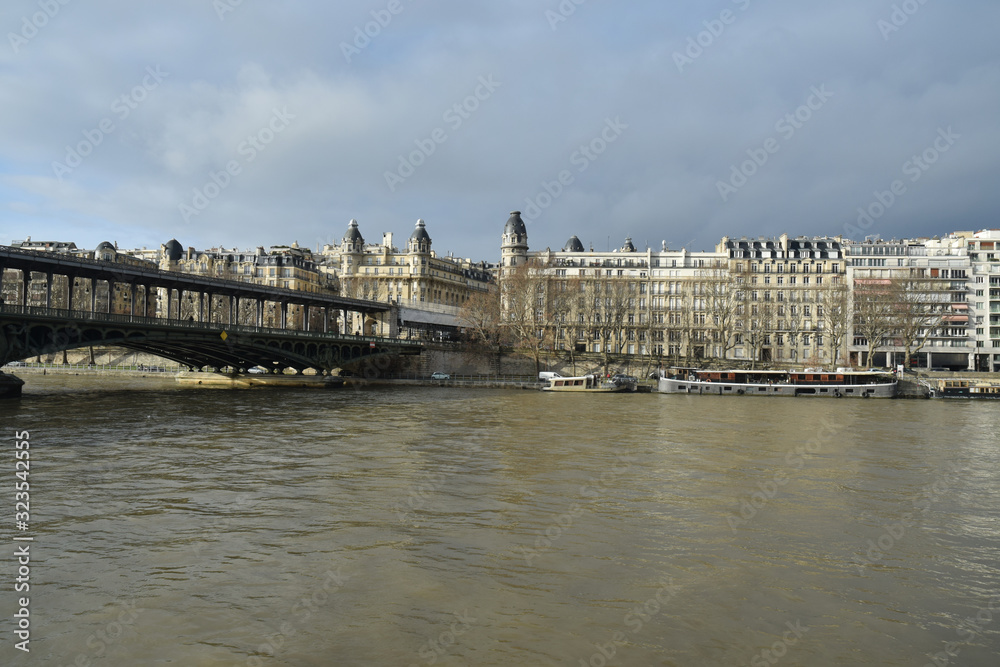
0,245,389,312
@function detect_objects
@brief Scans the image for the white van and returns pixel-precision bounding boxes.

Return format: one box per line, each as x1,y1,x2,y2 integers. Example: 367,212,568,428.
538,371,563,381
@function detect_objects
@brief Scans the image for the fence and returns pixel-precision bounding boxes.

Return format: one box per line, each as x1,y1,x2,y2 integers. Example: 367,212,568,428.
2,361,180,373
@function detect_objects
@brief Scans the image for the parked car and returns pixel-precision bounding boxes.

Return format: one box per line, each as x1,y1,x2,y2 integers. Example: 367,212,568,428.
430,372,450,380
538,371,563,381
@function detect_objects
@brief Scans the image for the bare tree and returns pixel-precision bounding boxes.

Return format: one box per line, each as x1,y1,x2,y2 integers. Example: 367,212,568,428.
743,299,776,369
706,268,739,361
587,277,632,373
501,258,552,375
889,273,947,369
458,286,505,374
853,278,895,367
820,281,852,366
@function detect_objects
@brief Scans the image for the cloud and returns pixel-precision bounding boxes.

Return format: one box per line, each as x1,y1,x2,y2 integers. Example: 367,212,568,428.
0,0,998,257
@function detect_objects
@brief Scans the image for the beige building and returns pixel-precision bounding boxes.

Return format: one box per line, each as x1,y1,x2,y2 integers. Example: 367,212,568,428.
719,234,847,365
157,240,335,294
500,210,730,360
320,219,493,334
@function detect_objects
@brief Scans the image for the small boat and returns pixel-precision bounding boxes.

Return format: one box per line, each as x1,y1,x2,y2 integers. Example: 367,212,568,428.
542,374,634,392
927,379,1000,399
657,367,897,398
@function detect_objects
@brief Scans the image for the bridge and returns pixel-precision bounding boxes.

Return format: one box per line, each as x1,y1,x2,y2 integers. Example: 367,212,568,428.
0,245,422,374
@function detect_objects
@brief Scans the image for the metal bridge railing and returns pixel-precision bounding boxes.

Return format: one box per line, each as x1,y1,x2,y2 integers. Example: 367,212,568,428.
0,304,422,347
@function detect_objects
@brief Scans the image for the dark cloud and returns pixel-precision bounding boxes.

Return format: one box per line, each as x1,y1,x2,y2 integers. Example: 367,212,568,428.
1,0,997,258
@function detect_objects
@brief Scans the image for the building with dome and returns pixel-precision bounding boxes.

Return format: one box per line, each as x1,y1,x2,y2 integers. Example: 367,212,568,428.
319,218,493,336
499,210,729,359
497,211,868,366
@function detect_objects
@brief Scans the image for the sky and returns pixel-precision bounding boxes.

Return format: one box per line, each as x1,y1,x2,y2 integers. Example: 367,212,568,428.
1,0,998,262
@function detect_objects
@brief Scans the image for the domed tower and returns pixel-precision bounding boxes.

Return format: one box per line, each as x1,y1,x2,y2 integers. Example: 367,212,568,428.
341,219,365,276
563,235,584,253
407,219,432,254
501,210,528,274
342,219,365,253
621,236,636,253
95,241,116,262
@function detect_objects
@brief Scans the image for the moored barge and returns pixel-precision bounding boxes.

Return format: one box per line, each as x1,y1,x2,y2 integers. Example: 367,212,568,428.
657,368,897,398
927,379,1000,399
542,374,633,392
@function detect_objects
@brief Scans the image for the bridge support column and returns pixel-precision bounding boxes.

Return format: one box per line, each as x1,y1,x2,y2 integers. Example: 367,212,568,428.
280,302,287,329
20,270,28,306
45,273,53,308
303,305,310,332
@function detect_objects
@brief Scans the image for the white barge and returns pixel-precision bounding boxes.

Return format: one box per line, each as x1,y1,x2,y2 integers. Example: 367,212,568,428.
542,374,633,392
657,368,897,398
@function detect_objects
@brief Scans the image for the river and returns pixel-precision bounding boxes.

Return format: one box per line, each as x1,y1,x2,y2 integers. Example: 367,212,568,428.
2,375,999,666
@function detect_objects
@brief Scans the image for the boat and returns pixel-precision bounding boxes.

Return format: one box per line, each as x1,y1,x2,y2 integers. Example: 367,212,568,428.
542,374,634,392
657,367,897,398
926,378,1000,399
